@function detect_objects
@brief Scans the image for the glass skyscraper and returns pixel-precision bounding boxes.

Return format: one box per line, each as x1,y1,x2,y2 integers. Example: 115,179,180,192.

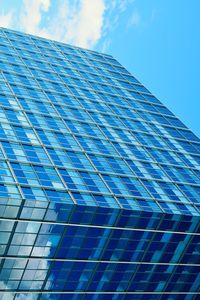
0,27,199,300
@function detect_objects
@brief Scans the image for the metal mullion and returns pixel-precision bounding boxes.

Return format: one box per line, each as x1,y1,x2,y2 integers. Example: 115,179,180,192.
0,53,26,68
0,102,23,113
74,90,176,120
6,80,76,205
72,110,161,210
1,256,200,266
74,137,124,209
0,292,198,296
53,42,112,66
37,205,78,299
64,107,200,150
1,27,199,295
53,37,111,58
0,61,193,127
1,179,197,209
7,157,54,168
76,206,125,281
0,41,34,77
0,76,195,127
171,231,198,266
1,291,198,295
52,46,117,94
80,248,111,293
85,113,166,212
20,127,77,204
51,136,200,189
0,157,17,188
32,84,123,209
156,263,183,295
1,217,200,235
99,102,192,140
24,61,88,111
1,68,41,85
124,212,167,293
0,113,199,167
2,90,51,105
5,78,48,94
170,181,200,209
0,221,24,286
22,107,58,119
103,122,200,159
0,137,30,275
108,112,180,187
30,125,199,172
116,131,200,174
79,217,123,290
0,30,194,110
6,41,166,107
14,221,44,292
0,176,193,204
3,90,188,143
0,142,24,201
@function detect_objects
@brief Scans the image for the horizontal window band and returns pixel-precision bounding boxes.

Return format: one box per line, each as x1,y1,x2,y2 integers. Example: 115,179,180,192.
1,217,200,235
1,256,200,267
0,292,199,294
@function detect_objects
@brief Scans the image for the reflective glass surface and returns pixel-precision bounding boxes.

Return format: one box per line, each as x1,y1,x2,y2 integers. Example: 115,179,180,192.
0,27,199,299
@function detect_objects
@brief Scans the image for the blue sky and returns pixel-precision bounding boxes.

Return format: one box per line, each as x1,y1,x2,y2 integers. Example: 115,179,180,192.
0,0,199,136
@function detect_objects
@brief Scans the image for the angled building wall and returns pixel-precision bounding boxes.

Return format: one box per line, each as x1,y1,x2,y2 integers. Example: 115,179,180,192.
0,27,199,300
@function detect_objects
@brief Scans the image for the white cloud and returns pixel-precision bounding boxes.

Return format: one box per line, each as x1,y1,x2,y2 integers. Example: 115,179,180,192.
101,38,111,53
107,0,135,13
0,0,135,50
128,10,141,27
0,10,13,27
20,0,51,36
118,0,134,12
102,0,134,37
49,0,106,48
70,0,105,48
17,0,105,49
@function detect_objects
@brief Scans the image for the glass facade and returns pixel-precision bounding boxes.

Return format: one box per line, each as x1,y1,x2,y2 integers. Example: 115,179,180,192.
0,27,199,299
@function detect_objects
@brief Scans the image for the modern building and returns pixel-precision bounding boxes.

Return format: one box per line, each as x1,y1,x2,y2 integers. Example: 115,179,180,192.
0,27,199,300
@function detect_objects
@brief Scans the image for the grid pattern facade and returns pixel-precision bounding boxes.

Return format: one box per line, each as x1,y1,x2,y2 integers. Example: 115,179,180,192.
0,27,199,299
